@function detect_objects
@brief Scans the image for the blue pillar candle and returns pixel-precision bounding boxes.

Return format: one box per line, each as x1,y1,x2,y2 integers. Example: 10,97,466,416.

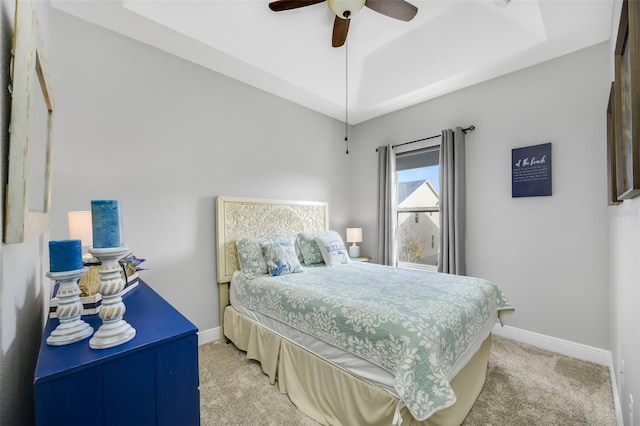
49,240,83,272
91,200,124,248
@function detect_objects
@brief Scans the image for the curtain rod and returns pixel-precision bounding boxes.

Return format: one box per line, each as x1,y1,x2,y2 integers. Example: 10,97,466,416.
375,125,476,152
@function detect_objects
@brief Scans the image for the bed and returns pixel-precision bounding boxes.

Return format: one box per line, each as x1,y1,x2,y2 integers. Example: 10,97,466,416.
215,195,513,426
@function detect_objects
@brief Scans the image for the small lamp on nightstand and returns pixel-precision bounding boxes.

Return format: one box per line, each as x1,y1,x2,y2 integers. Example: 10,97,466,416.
346,227,362,258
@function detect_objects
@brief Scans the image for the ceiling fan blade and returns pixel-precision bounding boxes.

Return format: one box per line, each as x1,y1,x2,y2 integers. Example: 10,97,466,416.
365,0,418,21
332,16,350,48
269,0,326,12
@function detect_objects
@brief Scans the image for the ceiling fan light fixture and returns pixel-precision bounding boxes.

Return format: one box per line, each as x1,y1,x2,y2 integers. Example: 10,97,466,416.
328,0,365,19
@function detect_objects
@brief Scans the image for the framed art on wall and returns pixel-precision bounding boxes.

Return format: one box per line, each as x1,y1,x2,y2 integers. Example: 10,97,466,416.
3,0,55,243
512,143,552,198
607,82,622,205
614,0,640,200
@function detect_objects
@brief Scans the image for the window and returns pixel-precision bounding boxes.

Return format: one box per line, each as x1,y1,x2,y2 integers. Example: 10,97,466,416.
396,144,440,271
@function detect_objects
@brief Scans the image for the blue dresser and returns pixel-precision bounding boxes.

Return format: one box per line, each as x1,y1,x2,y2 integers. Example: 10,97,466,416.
34,281,200,425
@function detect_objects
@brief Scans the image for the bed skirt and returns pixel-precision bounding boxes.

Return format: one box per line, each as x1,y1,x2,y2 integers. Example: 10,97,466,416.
223,305,491,426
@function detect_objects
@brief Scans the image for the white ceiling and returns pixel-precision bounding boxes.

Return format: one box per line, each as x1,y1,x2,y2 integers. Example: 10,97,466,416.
50,0,615,124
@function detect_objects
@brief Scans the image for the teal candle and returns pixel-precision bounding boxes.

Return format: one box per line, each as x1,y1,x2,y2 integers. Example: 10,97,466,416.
49,240,83,272
91,200,123,248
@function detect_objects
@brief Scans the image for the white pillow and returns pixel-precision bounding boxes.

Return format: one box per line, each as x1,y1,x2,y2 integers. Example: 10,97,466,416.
314,234,351,266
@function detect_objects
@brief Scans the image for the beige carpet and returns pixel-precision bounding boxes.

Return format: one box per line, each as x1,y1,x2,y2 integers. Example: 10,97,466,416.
198,335,617,425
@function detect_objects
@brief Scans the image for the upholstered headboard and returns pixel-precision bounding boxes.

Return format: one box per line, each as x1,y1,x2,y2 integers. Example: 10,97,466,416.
215,196,329,337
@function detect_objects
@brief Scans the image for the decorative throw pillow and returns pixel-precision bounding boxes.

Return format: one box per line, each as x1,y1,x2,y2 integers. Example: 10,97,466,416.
297,232,326,265
297,231,344,265
236,238,268,275
260,239,303,276
314,233,351,266
273,234,304,263
236,234,297,275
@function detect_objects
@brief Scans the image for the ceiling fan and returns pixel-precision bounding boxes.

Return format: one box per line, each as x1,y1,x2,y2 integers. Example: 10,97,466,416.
268,0,418,47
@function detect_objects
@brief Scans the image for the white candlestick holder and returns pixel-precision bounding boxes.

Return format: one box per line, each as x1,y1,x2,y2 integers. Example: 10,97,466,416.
46,268,94,346
88,246,136,349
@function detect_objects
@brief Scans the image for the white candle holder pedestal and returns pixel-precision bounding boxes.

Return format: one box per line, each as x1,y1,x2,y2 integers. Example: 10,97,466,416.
46,268,94,346
88,246,136,349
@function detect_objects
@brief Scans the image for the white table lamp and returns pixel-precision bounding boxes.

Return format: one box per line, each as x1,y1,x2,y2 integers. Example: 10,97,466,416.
346,227,363,258
68,211,93,260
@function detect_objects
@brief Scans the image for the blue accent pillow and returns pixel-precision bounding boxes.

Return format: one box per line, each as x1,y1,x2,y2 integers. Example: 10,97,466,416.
260,239,303,277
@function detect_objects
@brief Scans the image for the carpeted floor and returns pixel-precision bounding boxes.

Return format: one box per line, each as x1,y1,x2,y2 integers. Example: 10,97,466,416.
198,335,617,425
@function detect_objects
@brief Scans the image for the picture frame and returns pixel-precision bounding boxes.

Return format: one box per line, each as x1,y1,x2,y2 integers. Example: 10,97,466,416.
511,143,552,198
607,82,622,205
3,0,54,243
614,0,640,200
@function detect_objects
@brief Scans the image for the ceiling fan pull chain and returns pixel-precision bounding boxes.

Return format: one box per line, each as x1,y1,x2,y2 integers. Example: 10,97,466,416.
345,40,349,155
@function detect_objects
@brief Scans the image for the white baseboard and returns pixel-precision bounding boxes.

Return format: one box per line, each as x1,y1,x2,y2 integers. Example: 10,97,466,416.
197,327,220,345
491,324,610,365
492,324,623,425
608,356,625,426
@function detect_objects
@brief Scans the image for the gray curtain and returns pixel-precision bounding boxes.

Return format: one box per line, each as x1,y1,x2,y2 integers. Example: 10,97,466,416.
438,128,466,275
377,145,397,266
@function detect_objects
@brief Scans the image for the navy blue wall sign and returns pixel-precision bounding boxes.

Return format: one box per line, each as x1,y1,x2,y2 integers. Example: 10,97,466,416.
512,143,552,197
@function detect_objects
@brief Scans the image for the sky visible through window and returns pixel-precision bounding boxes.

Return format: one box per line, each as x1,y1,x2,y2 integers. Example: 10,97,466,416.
397,165,440,194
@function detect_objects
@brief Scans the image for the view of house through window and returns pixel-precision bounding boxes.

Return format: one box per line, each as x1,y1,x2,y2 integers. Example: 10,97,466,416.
396,145,440,270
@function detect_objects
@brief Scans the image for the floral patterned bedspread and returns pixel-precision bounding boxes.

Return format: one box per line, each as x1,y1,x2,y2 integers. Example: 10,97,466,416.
232,261,514,420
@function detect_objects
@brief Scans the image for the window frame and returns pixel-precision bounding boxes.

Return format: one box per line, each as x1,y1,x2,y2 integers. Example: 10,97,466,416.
394,139,441,271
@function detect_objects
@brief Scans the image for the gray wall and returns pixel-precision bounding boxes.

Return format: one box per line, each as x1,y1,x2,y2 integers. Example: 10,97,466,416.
349,43,611,350
610,198,640,426
3,3,636,424
607,3,640,423
48,10,352,333
0,2,51,425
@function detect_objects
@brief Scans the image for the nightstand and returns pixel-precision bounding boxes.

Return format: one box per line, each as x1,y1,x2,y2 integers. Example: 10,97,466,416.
34,281,200,426
350,256,371,262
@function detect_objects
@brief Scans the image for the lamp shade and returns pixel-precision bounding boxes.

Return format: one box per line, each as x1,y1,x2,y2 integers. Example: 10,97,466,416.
68,211,93,248
346,227,363,243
